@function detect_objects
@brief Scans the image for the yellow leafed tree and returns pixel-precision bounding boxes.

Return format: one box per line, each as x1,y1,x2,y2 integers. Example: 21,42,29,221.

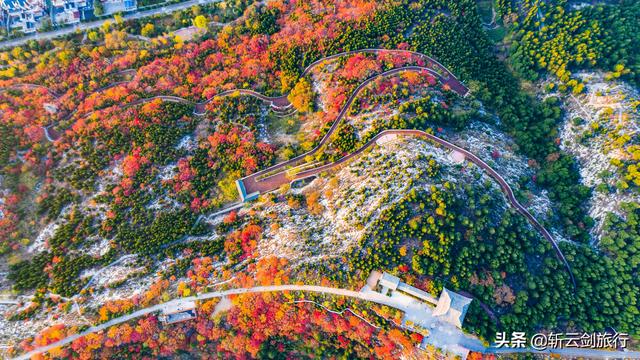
194,15,208,29
287,77,314,113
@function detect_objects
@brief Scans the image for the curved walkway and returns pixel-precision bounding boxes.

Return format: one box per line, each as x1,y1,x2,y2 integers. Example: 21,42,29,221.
233,65,574,288
90,48,469,112
1,48,572,288
10,284,636,360
3,49,571,285
10,285,408,360
297,48,469,97
238,65,455,195
42,124,59,142
291,129,576,288
1,68,136,99
0,76,292,136
0,83,61,98
2,49,466,143
288,299,380,329
0,48,619,359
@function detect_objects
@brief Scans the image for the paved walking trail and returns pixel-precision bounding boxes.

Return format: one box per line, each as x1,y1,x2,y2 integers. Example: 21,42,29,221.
0,48,591,359
1,49,464,141
230,56,575,288
10,284,639,360
9,285,414,360
237,59,466,196
288,129,575,287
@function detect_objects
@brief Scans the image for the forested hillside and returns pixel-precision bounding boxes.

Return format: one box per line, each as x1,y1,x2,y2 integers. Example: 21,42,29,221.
0,0,638,358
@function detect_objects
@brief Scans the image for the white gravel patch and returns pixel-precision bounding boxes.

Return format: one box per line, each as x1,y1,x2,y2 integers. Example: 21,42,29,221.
28,222,60,253
555,72,639,240
255,137,491,265
176,135,196,151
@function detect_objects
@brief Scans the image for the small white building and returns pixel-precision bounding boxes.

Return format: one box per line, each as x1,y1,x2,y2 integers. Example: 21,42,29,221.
50,0,91,25
378,272,400,294
160,300,197,324
374,272,472,328
432,288,473,329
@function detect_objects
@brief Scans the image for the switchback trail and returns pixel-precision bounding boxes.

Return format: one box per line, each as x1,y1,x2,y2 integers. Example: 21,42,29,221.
1,48,572,284
2,49,580,358
233,63,574,288
238,65,464,195
1,49,466,141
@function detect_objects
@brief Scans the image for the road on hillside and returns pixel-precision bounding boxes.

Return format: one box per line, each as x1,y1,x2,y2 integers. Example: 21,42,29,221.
10,285,405,360
1,48,572,284
2,48,571,286
238,64,463,196
10,284,639,360
0,45,629,360
232,59,574,287
2,49,462,141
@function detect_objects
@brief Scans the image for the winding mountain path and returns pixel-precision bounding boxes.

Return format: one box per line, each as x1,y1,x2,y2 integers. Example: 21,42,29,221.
0,48,572,283
1,49,465,142
290,129,577,289
0,83,61,98
1,49,582,357
297,48,469,97
233,63,575,288
237,65,460,196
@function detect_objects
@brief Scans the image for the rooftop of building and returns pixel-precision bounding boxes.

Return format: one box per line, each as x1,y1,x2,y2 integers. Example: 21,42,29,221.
162,300,197,315
432,288,473,329
1,0,31,11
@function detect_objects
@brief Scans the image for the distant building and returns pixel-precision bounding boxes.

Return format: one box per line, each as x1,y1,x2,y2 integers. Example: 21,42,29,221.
432,288,473,329
98,0,135,16
49,0,91,25
160,300,197,324
0,0,39,33
0,0,93,33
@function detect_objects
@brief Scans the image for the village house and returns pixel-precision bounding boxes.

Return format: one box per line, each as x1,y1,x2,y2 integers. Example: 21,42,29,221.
49,0,92,25
0,0,40,34
0,0,92,33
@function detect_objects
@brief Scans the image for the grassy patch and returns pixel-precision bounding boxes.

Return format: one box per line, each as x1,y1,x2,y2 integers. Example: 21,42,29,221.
268,113,300,135
218,175,240,202
486,26,507,43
